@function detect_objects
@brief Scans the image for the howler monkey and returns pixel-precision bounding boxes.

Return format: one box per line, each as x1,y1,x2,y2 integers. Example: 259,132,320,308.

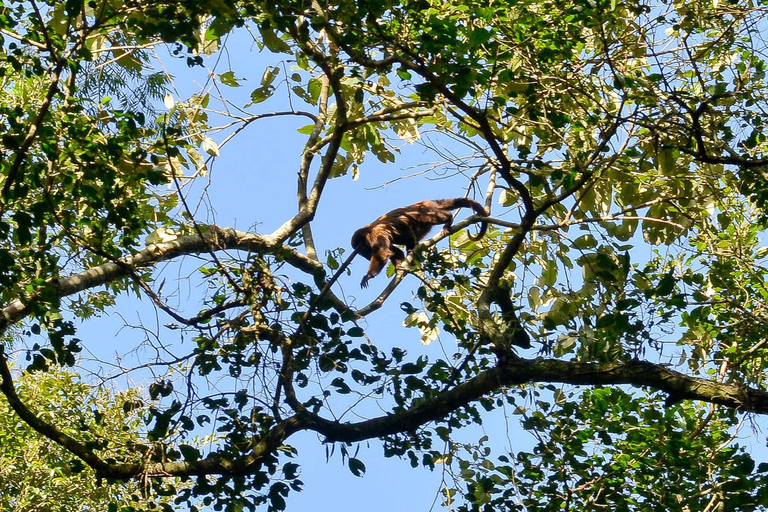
351,198,488,288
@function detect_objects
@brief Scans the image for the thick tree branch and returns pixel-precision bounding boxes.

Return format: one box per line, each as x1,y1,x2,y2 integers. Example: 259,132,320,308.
269,22,349,245
80,354,768,481
307,357,768,443
0,226,346,332
94,354,768,480
15,350,768,481
94,415,304,480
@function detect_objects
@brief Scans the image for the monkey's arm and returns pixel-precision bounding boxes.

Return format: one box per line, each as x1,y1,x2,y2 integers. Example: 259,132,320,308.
438,217,454,238
361,249,389,288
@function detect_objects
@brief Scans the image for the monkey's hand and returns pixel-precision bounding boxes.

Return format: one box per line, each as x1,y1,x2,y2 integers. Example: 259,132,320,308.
360,275,371,288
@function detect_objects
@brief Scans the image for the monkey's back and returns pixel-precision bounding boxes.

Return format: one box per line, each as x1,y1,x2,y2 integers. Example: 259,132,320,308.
372,201,450,247
352,198,486,256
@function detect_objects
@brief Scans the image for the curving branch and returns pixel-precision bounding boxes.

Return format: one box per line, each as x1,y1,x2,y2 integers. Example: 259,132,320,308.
94,415,305,480
87,355,768,481
304,357,768,443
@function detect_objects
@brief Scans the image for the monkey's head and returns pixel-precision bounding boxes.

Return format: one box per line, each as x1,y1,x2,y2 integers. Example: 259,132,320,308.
350,227,372,259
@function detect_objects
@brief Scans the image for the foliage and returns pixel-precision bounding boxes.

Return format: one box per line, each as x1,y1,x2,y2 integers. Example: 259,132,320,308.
2,0,768,510
0,367,186,511
446,387,768,511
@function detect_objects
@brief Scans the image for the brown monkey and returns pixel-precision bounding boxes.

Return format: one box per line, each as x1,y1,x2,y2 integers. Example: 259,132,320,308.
351,198,488,288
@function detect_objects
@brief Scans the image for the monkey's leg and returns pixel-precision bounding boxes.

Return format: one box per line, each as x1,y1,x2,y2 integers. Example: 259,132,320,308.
390,246,406,265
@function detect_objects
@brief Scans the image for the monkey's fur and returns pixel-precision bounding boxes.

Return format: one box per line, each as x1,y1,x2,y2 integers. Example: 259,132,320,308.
351,198,488,288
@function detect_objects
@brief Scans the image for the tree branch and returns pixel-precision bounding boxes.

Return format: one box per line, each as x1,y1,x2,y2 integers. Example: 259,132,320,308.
14,350,768,481
0,226,347,333
307,357,768,443
94,415,305,480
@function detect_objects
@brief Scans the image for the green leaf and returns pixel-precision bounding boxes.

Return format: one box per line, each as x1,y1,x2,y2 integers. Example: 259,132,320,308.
347,326,364,337
348,457,366,477
219,71,241,87
297,124,316,135
179,444,201,461
259,26,291,53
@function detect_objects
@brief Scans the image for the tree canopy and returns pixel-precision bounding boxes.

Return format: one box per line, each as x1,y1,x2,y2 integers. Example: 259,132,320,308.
3,0,768,509
0,367,189,511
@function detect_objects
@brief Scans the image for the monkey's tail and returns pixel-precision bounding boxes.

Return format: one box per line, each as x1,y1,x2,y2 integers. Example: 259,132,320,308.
444,197,488,240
